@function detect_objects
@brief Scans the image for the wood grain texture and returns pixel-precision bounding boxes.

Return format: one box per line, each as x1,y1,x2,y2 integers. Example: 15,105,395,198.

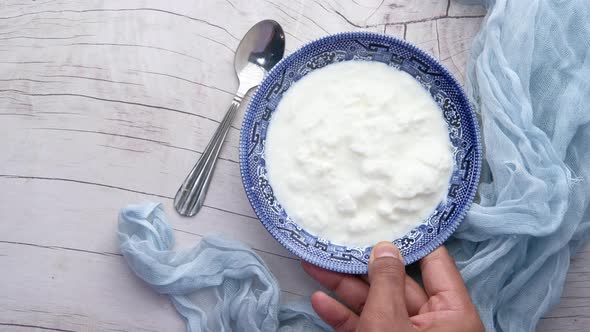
0,0,585,331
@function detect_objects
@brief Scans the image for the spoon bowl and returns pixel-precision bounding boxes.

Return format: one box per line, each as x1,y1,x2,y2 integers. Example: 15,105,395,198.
235,20,285,75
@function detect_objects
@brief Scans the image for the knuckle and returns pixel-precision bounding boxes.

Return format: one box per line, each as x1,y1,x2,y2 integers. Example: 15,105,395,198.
332,310,356,332
328,274,346,292
360,310,408,332
362,309,389,323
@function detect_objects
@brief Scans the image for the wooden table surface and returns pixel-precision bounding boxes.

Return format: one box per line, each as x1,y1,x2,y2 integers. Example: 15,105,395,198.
0,0,587,331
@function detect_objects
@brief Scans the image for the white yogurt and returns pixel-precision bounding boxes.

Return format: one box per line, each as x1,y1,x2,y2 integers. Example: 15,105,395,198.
265,60,453,247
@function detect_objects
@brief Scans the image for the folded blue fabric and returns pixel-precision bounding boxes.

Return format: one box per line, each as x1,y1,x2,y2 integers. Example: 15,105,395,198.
449,0,590,331
117,203,330,332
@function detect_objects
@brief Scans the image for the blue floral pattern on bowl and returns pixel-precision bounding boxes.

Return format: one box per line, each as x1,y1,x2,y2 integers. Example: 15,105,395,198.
239,32,482,274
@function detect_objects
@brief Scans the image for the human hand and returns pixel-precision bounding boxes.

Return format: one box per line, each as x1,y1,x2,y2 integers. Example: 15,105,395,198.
302,242,484,331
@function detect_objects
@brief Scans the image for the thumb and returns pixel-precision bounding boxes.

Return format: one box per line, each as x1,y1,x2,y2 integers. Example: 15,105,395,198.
359,242,411,329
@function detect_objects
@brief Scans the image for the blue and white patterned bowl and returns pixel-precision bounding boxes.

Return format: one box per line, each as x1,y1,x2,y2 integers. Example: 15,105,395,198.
239,32,482,274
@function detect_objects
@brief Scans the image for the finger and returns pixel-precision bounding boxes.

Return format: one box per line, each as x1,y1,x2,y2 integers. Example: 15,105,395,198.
405,275,428,316
310,291,360,332
302,261,369,313
420,246,469,297
360,242,411,329
410,311,450,330
410,310,485,332
361,272,427,316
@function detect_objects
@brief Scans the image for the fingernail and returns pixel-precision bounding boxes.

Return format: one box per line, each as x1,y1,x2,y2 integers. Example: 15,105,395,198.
371,242,402,261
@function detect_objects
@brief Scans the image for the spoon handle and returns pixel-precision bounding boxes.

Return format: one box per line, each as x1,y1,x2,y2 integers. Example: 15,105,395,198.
174,96,242,217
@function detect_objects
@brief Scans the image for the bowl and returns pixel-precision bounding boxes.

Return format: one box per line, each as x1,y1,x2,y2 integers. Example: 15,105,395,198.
239,32,482,274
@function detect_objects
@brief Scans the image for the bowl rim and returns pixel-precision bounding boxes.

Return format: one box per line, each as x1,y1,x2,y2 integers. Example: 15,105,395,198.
239,31,482,273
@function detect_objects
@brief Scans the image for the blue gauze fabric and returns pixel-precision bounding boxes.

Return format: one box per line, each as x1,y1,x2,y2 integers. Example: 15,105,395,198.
117,202,330,332
118,0,590,331
449,0,590,331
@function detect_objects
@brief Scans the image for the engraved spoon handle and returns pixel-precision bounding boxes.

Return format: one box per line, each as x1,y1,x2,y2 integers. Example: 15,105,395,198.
174,96,242,217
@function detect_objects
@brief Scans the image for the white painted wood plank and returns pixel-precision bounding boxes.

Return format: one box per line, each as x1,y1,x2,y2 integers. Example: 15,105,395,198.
436,17,483,84
405,20,440,59
0,113,255,217
383,24,405,39
0,177,320,298
0,241,183,332
0,239,306,331
0,91,242,162
448,0,487,17
538,244,590,331
324,0,447,27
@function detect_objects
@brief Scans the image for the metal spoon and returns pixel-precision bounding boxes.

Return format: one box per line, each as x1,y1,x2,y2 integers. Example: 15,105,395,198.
174,20,285,217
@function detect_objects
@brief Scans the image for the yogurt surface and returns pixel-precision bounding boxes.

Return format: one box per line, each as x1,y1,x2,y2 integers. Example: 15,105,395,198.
265,60,453,247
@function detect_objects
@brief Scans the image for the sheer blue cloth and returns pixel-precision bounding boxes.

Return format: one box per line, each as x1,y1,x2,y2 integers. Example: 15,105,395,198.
117,203,329,332
450,0,590,331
